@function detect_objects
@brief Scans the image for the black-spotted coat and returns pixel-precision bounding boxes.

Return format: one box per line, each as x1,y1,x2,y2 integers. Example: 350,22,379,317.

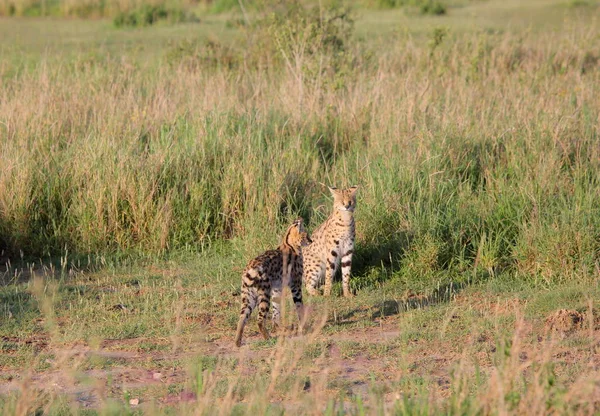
234,218,311,347
303,186,358,297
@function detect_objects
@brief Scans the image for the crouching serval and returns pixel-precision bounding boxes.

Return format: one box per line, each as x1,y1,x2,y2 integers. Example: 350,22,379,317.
235,218,312,347
303,186,358,297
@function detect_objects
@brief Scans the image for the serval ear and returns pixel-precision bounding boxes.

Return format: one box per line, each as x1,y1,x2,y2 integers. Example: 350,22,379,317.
328,186,340,197
348,185,359,195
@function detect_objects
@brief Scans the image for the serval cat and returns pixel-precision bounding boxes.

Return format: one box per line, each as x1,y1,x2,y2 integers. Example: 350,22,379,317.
303,186,358,297
234,218,311,347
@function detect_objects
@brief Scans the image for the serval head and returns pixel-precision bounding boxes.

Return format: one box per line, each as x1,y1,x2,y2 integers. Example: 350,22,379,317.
282,217,312,253
328,186,359,213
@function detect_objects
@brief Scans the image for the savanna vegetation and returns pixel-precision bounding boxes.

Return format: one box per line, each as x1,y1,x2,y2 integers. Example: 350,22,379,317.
0,0,599,414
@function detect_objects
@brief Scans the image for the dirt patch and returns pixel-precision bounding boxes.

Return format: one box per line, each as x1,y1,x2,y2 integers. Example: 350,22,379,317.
453,293,525,317
1,335,49,353
4,300,597,412
544,309,585,335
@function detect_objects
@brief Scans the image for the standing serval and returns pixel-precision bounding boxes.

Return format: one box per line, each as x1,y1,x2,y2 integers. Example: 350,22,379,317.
303,186,358,297
235,218,311,347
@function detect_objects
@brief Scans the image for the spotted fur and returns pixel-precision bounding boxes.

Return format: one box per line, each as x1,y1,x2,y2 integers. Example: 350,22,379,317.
234,218,311,347
303,186,358,297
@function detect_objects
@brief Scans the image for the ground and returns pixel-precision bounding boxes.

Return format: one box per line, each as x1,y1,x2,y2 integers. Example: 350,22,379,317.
1,252,600,413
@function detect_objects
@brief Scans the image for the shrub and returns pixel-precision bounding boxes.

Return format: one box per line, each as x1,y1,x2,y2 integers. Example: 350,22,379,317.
374,0,447,15
239,0,356,90
421,0,445,14
566,0,596,7
113,4,197,28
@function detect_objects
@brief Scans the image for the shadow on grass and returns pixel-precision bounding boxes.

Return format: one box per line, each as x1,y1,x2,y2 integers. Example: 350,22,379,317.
370,281,465,320
350,230,414,290
332,281,466,326
0,259,63,287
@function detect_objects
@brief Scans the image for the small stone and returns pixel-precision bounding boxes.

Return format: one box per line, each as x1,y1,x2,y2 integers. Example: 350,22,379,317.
152,372,162,380
129,398,139,406
112,304,128,312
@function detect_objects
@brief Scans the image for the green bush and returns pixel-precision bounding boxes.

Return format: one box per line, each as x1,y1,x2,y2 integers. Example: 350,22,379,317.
113,4,197,28
566,0,596,7
421,0,445,14
375,0,447,15
238,0,355,89
375,0,400,7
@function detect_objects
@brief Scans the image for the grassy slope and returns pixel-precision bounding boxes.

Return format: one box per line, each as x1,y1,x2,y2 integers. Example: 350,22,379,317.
1,0,600,413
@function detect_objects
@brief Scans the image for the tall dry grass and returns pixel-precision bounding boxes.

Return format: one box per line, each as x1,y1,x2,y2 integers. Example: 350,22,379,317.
0,5,599,286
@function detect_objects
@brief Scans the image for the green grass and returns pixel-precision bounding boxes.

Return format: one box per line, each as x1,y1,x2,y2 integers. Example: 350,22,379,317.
1,0,600,413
